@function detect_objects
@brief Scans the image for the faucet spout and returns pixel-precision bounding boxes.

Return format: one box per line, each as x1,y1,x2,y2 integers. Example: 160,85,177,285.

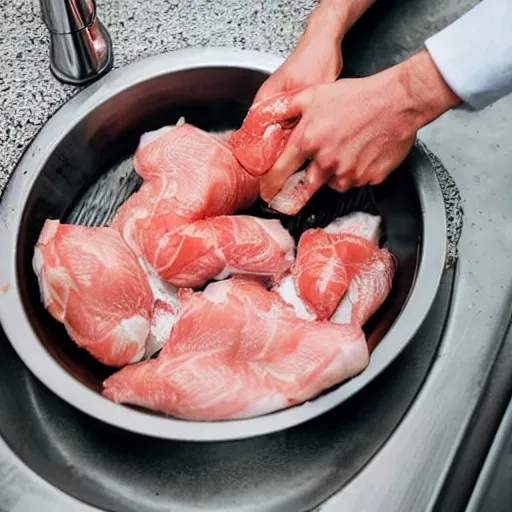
40,0,114,85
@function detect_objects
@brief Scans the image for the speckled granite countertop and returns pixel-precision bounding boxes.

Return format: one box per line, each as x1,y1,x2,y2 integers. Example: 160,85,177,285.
0,0,314,194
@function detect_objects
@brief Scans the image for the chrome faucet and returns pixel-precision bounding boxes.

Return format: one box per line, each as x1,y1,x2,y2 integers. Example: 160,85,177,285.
40,0,114,85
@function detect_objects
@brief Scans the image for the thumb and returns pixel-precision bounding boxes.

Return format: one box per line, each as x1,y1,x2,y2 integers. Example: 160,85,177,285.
259,87,312,125
253,82,275,104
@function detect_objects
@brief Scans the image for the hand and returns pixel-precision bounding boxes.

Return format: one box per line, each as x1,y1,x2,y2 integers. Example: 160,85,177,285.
262,50,461,214
253,0,382,103
254,22,343,103
261,74,417,206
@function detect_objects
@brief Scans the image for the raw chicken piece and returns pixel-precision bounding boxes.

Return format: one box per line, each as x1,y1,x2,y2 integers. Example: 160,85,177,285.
276,212,381,320
331,248,397,326
292,213,381,321
148,215,295,288
111,122,259,256
111,176,184,257
229,91,300,176
160,277,296,359
229,90,325,214
33,220,153,367
145,288,193,357
292,231,374,320
102,278,369,420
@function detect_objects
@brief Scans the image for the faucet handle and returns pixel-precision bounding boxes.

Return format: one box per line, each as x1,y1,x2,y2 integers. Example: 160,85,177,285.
41,0,96,34
40,0,114,85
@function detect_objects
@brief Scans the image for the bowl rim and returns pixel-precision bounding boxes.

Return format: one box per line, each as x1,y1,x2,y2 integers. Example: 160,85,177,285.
0,48,447,442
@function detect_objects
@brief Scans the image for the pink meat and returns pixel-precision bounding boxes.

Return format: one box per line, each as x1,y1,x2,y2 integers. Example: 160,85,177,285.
111,123,259,256
229,91,300,176
102,278,369,420
291,213,381,321
148,215,295,288
33,220,153,367
331,249,397,326
160,277,296,359
111,176,182,257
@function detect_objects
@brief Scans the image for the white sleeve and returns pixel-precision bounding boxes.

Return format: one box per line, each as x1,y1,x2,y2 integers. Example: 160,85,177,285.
425,0,512,110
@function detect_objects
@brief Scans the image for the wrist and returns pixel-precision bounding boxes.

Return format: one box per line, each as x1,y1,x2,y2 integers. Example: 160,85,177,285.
305,1,349,42
307,0,377,39
398,49,461,129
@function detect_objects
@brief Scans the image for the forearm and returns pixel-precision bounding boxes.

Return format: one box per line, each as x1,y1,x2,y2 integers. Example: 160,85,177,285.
306,0,377,40
397,50,461,129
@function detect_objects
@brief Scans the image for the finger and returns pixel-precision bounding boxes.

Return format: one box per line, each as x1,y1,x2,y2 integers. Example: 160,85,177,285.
328,174,353,193
269,160,333,215
253,81,278,104
365,157,399,186
260,138,310,202
368,173,388,186
265,87,314,124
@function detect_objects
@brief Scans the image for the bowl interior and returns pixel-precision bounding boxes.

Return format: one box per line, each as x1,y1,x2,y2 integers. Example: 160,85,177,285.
16,66,421,406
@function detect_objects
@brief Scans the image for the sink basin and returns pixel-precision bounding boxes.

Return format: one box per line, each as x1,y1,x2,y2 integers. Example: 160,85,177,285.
0,48,447,442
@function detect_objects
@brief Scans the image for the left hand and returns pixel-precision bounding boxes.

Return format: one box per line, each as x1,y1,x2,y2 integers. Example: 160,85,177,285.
254,29,342,104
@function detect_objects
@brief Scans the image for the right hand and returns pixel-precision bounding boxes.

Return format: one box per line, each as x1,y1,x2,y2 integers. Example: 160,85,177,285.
254,27,343,103
261,50,461,214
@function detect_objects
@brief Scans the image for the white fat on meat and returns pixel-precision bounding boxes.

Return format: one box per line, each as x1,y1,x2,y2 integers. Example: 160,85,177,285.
203,280,231,304
110,315,151,364
233,394,289,419
139,126,173,148
274,274,315,321
259,96,290,116
145,302,179,359
268,170,307,215
138,117,186,149
140,258,180,358
263,124,280,141
330,296,352,325
324,212,381,244
255,218,296,270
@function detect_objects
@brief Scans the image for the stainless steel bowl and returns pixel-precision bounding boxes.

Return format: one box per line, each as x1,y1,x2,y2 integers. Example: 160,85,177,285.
0,48,446,441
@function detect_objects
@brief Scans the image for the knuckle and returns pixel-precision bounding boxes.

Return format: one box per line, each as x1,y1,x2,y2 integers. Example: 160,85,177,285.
330,176,349,193
298,128,317,153
352,167,370,187
315,150,338,171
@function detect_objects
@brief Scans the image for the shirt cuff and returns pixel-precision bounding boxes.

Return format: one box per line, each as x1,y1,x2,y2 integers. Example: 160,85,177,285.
425,0,512,111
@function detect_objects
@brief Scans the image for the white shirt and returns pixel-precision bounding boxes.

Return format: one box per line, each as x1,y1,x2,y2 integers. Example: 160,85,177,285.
425,0,512,110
